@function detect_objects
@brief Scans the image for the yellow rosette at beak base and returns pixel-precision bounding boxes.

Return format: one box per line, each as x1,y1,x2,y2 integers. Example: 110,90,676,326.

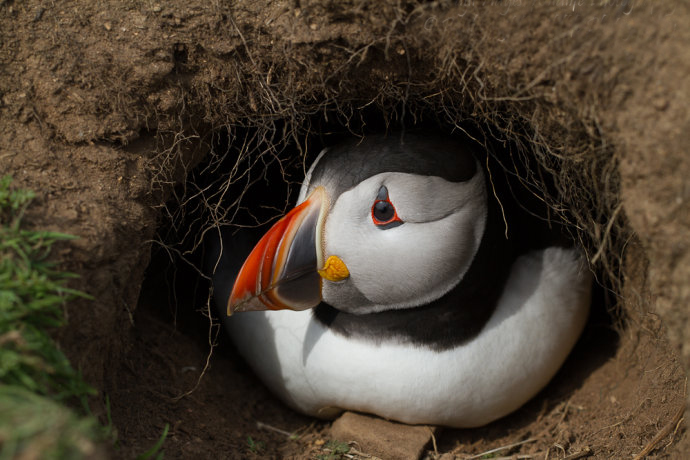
318,255,350,282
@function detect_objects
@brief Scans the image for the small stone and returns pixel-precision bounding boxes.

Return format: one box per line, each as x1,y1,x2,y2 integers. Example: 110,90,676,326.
330,412,437,460
152,4,162,12
652,98,669,111
103,22,112,31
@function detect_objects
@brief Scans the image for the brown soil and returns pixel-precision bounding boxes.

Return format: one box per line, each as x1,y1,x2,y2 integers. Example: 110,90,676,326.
2,1,689,459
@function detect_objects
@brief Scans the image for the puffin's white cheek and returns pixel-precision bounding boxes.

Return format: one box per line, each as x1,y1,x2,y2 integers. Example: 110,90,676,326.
322,179,486,310
321,223,373,307
353,220,474,306
324,214,474,309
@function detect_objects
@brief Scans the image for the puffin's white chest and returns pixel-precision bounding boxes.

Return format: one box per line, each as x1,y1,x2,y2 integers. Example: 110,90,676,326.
224,247,591,427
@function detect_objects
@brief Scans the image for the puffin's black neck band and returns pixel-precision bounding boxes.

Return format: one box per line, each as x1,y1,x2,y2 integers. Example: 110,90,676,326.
313,194,515,352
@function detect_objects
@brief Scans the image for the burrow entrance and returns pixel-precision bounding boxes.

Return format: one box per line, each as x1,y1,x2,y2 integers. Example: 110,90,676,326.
104,111,683,459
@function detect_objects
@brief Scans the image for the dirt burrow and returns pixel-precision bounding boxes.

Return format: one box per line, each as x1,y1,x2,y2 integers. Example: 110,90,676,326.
1,1,688,458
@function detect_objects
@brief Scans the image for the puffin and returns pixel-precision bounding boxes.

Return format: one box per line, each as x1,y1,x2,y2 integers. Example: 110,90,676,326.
207,133,592,428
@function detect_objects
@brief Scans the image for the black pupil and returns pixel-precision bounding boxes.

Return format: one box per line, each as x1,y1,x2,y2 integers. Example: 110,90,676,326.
374,200,394,222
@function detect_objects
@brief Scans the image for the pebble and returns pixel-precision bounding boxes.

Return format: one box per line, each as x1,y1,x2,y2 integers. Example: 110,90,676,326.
330,412,437,460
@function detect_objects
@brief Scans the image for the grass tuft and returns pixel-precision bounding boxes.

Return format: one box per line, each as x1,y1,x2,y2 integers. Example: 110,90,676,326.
246,435,265,454
136,424,169,460
316,440,351,460
0,175,101,459
0,385,98,459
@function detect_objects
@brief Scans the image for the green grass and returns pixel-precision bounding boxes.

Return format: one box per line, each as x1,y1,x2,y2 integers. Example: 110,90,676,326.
0,175,101,459
136,424,169,460
246,436,265,454
0,385,100,459
316,440,351,460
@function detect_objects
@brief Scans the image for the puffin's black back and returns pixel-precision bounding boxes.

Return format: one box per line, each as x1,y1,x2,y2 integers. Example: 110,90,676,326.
306,133,479,201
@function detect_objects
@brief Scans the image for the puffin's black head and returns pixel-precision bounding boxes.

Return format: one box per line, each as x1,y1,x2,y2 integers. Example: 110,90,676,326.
227,133,486,315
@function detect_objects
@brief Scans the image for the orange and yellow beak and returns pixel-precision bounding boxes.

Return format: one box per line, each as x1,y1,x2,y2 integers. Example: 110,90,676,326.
227,187,349,315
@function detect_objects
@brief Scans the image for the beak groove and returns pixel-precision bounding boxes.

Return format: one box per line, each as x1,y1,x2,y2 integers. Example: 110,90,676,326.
227,187,328,314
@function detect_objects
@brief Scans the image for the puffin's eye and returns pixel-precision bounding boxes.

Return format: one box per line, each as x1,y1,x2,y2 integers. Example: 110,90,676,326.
373,201,395,222
371,186,403,229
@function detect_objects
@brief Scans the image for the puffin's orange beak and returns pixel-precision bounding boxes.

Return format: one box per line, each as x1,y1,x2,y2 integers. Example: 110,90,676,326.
228,187,331,314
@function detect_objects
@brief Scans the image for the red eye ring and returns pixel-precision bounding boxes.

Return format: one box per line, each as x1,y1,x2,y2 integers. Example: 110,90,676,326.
371,186,403,229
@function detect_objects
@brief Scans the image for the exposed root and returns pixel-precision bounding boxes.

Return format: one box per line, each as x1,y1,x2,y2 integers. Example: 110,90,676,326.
632,403,686,460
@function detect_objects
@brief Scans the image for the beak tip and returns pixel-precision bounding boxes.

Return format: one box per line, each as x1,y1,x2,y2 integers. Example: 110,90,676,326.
226,292,272,314
226,299,236,316
227,289,249,315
